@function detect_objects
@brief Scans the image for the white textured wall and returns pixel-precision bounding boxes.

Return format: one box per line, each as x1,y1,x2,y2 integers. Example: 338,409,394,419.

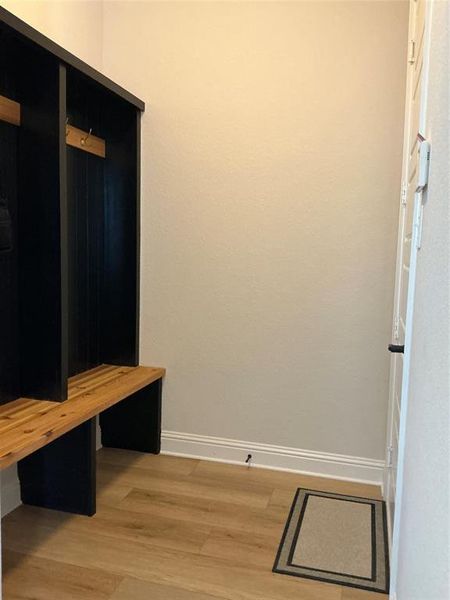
0,0,103,70
395,2,450,598
103,1,408,461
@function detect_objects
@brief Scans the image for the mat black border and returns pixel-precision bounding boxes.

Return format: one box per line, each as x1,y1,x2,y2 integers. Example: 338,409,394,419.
272,488,390,595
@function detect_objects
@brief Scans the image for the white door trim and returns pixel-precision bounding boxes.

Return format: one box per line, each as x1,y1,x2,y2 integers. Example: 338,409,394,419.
388,1,434,597
383,0,416,512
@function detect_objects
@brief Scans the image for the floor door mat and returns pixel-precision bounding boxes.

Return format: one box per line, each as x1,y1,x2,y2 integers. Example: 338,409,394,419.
273,488,389,594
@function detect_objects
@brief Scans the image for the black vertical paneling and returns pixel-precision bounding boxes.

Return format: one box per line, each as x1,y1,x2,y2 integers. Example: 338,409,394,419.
67,146,104,376
67,148,87,375
18,51,66,400
0,30,20,405
0,121,19,405
66,75,105,376
59,64,69,395
135,111,141,363
66,70,139,371
88,153,105,367
102,104,139,366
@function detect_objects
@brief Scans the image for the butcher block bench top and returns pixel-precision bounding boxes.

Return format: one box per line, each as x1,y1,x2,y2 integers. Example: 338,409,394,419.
0,364,165,470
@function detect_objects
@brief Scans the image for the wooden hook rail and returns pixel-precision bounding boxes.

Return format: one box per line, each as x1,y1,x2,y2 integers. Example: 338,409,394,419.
66,124,106,158
0,96,106,161
0,94,21,126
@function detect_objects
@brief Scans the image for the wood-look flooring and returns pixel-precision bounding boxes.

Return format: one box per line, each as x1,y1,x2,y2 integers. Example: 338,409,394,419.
2,451,387,600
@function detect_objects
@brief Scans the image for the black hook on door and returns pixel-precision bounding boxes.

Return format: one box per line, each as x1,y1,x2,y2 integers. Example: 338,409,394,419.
388,344,405,353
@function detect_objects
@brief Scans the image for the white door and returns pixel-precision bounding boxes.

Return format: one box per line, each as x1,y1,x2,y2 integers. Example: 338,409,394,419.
384,0,432,595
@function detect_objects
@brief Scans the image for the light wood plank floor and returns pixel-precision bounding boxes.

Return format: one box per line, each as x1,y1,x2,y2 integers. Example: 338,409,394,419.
2,450,387,599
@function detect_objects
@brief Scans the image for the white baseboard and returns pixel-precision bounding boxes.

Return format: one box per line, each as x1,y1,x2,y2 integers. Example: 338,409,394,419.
1,464,21,517
162,431,385,486
0,431,384,519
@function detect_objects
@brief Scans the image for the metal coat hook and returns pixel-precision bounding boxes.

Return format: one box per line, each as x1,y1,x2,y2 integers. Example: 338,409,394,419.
81,128,92,147
66,124,105,158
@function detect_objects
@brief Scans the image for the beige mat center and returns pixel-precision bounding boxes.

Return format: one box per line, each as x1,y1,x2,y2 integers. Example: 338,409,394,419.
292,496,372,578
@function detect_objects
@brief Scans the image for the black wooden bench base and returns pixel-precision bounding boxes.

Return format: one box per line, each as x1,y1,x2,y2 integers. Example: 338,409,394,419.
17,378,162,517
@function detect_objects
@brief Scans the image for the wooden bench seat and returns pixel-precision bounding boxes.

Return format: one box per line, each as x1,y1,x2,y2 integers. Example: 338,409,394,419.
0,364,165,471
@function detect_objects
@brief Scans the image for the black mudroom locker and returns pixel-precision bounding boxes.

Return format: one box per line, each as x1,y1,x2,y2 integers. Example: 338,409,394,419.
0,7,144,406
